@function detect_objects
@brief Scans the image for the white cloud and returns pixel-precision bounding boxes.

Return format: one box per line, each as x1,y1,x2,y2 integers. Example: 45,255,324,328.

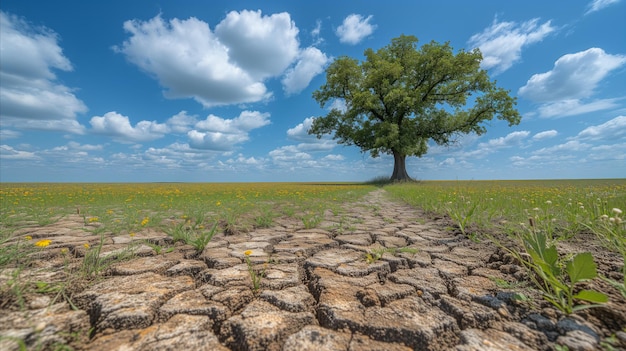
461,131,530,159
518,48,626,103
116,11,325,107
536,98,622,118
336,14,376,45
311,19,322,45
468,17,555,74
295,141,337,152
215,10,300,78
0,129,21,140
282,47,330,95
0,144,38,160
481,131,530,148
195,111,270,133
166,111,197,133
286,117,316,141
226,154,264,165
1,119,85,134
116,15,267,107
90,111,168,142
286,117,337,151
575,116,626,141
105,142,222,172
269,145,312,162
534,140,593,155
188,110,270,150
0,11,87,131
439,158,456,166
585,0,622,14
188,130,250,151
532,130,558,140
322,154,344,161
53,141,103,151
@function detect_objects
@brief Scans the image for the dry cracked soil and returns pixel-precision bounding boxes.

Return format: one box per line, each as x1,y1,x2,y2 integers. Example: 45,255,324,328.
1,189,625,351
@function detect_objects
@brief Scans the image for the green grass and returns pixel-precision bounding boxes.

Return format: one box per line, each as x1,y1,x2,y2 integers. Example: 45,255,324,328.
384,179,625,241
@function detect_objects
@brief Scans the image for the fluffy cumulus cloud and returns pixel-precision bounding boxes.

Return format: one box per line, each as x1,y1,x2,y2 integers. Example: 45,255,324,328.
116,11,327,107
468,17,555,74
519,48,626,103
166,111,198,133
267,116,341,168
0,11,87,132
282,47,331,95
518,48,626,118
188,110,270,150
286,117,316,141
336,14,376,45
90,111,168,142
214,10,299,78
585,0,622,14
286,117,336,150
115,15,267,107
269,145,313,163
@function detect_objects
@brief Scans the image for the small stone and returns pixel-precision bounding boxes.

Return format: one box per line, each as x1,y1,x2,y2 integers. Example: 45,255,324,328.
34,322,46,332
498,307,509,317
556,330,599,351
29,295,51,309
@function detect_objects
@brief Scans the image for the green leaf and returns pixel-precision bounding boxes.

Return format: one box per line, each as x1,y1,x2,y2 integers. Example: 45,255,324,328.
573,289,608,304
566,252,597,284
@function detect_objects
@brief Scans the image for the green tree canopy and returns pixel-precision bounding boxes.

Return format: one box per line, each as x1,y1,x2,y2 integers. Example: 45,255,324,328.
309,35,521,181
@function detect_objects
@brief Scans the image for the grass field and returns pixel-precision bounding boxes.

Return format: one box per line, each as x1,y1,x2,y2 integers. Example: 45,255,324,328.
0,182,373,236
385,179,625,240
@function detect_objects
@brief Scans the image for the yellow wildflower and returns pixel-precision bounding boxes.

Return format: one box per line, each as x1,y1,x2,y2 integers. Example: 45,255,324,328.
216,201,222,206
129,232,136,237
244,250,252,256
35,239,51,248
84,243,90,250
24,235,33,241
60,248,69,255
141,217,149,226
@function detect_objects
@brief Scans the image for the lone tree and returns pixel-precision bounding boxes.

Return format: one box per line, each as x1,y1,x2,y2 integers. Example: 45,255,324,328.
309,35,521,181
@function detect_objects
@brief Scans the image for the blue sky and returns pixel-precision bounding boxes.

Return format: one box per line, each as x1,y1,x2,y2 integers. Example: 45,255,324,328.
1,0,625,182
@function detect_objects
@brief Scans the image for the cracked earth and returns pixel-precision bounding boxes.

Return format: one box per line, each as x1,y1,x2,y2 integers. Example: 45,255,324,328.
1,189,625,350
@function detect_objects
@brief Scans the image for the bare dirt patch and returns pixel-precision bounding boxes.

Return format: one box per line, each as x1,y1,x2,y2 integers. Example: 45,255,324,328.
1,189,625,350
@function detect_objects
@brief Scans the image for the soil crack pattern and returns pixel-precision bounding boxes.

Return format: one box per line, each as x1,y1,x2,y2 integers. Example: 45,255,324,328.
2,189,624,350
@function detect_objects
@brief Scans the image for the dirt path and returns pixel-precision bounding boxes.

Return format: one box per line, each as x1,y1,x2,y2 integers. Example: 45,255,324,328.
1,189,624,350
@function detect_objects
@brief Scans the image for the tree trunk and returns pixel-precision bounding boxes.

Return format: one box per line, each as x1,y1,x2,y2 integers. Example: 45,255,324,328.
390,151,412,181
